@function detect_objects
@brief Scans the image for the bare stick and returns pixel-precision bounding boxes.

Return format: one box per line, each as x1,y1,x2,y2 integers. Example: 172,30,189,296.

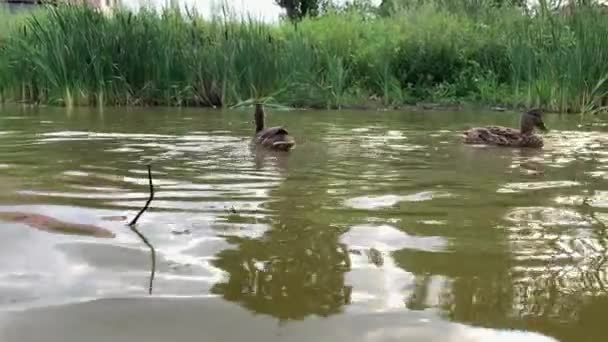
128,164,156,295
129,164,154,227
130,225,157,295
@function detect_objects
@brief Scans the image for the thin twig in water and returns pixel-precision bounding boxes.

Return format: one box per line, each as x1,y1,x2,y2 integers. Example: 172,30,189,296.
129,164,155,227
128,164,156,295
130,224,157,295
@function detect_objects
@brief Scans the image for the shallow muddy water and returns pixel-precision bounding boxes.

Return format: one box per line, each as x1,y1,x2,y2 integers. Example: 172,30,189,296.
0,105,606,342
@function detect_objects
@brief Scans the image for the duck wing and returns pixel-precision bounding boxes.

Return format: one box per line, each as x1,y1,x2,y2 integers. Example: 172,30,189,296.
256,126,289,140
485,126,520,139
464,126,520,145
255,126,295,151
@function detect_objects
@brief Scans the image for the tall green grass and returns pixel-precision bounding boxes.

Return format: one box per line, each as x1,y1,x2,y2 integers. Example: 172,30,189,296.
0,5,35,40
0,2,607,112
0,5,40,102
506,2,608,112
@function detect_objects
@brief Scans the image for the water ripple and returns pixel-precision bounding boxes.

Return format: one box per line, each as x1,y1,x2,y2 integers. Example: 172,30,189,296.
343,191,453,210
0,109,607,340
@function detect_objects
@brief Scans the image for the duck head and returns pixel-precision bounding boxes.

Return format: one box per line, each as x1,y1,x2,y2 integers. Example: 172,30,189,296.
520,108,548,134
254,103,265,133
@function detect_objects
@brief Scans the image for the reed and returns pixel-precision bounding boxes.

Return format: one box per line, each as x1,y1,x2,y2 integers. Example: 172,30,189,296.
0,1,606,113
506,2,608,112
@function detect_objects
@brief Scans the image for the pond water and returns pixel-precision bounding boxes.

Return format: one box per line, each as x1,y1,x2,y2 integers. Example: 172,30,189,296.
0,105,606,342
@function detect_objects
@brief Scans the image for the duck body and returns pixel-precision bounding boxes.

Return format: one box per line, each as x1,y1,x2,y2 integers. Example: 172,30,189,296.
253,104,295,151
463,109,547,148
463,125,544,148
255,126,295,151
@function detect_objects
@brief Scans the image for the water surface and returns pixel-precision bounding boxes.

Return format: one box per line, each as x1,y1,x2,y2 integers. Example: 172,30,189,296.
0,105,606,342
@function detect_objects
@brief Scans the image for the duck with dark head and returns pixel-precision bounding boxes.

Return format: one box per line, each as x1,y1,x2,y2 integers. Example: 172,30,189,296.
463,108,549,148
253,103,295,151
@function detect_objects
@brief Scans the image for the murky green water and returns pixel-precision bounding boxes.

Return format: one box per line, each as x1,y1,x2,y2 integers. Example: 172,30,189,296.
0,105,606,342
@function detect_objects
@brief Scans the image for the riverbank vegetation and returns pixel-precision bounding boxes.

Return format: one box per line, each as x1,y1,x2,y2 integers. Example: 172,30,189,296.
0,0,607,113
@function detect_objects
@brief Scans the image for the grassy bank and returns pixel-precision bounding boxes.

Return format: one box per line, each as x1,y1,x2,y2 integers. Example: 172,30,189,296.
0,1,607,113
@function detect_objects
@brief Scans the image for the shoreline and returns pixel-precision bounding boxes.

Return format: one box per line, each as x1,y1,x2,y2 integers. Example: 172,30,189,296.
0,100,576,115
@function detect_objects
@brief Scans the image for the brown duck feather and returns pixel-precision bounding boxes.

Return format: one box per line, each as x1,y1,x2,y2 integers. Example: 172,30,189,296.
464,126,543,148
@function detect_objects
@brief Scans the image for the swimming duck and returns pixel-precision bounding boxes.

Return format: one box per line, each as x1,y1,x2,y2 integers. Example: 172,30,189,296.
253,103,295,151
463,108,548,148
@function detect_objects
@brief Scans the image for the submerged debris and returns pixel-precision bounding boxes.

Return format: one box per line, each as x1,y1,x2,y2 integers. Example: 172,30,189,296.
0,211,115,238
171,229,192,235
101,215,128,222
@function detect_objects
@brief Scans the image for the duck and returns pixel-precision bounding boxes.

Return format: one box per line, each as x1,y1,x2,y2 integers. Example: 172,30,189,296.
463,108,548,148
253,103,295,151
